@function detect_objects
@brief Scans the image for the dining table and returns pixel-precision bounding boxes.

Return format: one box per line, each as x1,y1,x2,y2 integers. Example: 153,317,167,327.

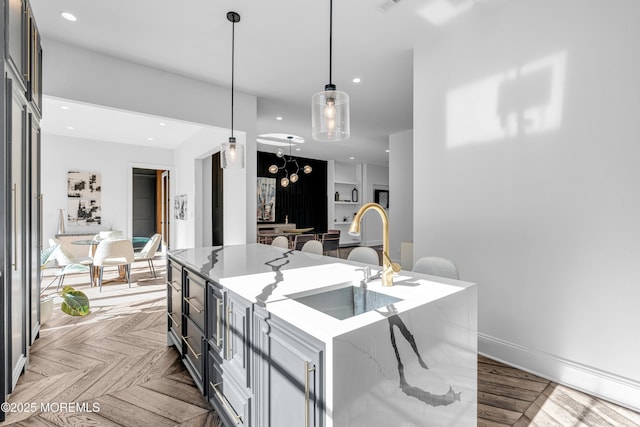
257,228,316,247
71,238,128,285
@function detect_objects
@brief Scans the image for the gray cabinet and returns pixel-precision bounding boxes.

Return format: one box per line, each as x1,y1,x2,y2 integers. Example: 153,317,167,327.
253,306,325,427
27,112,40,344
8,78,27,391
167,255,324,427
184,268,206,332
183,268,206,393
166,258,183,353
7,0,25,81
207,282,224,354
208,284,253,426
224,291,251,387
2,1,42,420
208,349,252,426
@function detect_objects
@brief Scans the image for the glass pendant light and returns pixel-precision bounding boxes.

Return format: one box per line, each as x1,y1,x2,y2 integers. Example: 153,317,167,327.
312,0,350,141
221,11,245,169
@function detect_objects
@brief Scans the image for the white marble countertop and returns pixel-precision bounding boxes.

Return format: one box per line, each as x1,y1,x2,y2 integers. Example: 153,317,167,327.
169,243,475,342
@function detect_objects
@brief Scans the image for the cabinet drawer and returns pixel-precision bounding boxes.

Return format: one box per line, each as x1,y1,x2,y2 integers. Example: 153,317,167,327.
167,259,183,353
183,317,205,393
209,352,251,426
167,258,183,290
184,269,206,332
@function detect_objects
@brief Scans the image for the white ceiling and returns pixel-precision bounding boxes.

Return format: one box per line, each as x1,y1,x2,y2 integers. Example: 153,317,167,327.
30,0,507,165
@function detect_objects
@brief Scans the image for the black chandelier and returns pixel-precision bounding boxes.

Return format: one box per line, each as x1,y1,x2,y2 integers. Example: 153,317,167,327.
268,136,312,188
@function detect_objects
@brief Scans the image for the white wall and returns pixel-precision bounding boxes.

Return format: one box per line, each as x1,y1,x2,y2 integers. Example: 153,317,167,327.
361,164,389,247
42,134,173,242
389,130,413,263
42,40,257,247
173,129,247,249
413,0,640,410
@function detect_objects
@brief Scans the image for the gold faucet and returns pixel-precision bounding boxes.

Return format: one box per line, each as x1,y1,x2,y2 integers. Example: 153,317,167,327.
349,203,401,286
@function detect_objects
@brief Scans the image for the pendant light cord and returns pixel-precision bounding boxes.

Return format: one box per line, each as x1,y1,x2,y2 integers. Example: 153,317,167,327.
231,19,235,139
329,0,333,85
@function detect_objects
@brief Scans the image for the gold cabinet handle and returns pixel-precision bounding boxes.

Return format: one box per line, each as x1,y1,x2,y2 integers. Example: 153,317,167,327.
210,382,242,425
184,296,203,313
12,184,17,271
182,335,201,359
169,280,180,292
168,312,179,327
226,304,232,360
216,299,223,348
305,361,316,427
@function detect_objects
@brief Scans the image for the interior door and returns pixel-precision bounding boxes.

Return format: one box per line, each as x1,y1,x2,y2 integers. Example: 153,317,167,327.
28,114,40,344
161,170,170,250
9,79,27,390
212,152,223,246
132,168,157,240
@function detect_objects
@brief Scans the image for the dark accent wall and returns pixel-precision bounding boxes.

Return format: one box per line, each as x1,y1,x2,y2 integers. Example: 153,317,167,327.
257,151,328,233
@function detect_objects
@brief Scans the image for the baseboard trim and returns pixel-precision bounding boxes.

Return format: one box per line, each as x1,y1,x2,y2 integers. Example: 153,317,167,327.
478,333,640,413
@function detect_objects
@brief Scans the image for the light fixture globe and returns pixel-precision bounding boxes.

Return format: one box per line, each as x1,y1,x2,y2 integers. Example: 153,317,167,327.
221,137,244,169
312,86,350,141
268,164,278,174
281,177,290,188
275,148,285,158
290,173,299,183
303,165,312,174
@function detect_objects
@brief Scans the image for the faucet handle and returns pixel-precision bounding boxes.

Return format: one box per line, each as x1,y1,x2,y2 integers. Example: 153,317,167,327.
356,266,371,281
383,252,402,273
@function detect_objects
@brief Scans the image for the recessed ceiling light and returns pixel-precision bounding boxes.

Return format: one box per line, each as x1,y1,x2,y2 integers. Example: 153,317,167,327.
276,116,283,121
60,11,77,22
147,137,154,141
66,126,74,130
159,122,166,127
61,106,70,110
385,149,390,153
296,148,301,151
349,156,355,160
352,78,361,84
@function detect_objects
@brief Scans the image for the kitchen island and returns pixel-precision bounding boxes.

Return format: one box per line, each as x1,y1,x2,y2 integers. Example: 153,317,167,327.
167,244,477,426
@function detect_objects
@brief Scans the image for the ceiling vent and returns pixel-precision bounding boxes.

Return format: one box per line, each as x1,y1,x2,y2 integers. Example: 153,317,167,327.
379,0,402,12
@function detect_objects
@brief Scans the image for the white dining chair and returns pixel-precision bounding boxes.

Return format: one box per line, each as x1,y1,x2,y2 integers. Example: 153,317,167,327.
134,234,162,278
271,236,289,249
346,247,380,265
412,256,459,280
301,240,323,255
92,238,135,291
48,238,93,287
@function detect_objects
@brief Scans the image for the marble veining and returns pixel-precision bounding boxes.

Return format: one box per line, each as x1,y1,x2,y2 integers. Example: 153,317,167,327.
169,244,477,426
387,309,461,407
199,247,223,276
255,248,295,307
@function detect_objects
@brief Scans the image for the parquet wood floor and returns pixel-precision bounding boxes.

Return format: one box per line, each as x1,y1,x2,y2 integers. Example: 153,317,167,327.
2,253,638,426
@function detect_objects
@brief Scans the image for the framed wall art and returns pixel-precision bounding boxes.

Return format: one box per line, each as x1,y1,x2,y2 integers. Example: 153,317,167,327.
257,177,276,222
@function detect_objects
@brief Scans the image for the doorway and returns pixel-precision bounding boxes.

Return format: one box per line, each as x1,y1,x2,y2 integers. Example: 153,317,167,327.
132,167,169,250
211,152,223,246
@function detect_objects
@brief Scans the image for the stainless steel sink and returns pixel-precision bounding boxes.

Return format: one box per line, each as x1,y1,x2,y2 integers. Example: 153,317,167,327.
290,284,401,320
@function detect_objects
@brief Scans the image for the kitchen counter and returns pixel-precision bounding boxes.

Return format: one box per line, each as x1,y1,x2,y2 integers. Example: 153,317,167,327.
169,244,477,426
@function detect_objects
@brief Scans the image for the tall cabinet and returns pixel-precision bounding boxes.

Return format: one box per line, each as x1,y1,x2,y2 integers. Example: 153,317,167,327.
1,0,43,421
